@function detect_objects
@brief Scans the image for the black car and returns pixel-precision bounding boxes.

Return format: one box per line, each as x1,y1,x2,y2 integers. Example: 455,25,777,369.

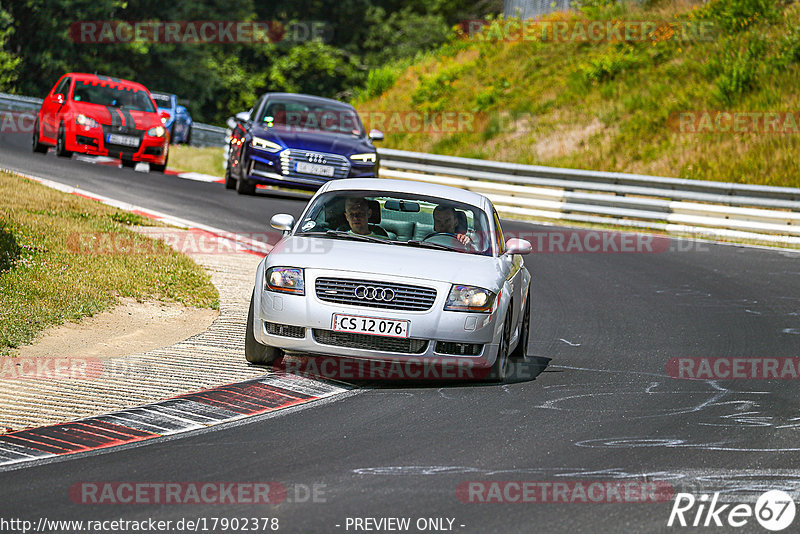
225,93,383,195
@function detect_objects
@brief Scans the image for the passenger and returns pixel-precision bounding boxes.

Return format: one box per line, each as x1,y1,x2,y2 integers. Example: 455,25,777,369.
344,197,387,238
431,205,472,247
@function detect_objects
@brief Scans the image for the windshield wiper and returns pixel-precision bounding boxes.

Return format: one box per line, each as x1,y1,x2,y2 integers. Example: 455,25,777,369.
404,240,456,251
302,230,391,244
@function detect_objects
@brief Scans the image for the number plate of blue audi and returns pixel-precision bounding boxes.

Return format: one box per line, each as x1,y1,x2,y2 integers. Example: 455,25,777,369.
333,314,409,338
296,161,335,177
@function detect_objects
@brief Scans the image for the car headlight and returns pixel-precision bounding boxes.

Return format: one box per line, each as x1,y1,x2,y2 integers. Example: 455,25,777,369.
148,126,166,137
75,114,99,129
251,136,282,153
350,153,377,163
265,267,305,295
444,285,496,313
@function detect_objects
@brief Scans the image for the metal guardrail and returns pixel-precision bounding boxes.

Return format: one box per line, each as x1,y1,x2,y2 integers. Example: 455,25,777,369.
377,148,800,245
3,91,799,244
0,92,225,147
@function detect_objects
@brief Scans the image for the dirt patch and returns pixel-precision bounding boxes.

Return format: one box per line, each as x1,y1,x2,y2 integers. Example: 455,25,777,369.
531,118,607,160
13,298,218,359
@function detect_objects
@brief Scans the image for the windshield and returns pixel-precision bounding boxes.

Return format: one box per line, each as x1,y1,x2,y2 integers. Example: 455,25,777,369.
295,191,492,256
150,93,172,108
72,81,156,112
256,98,364,136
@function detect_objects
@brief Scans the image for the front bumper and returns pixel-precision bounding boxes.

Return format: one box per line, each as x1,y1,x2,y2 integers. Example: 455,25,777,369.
66,123,169,164
245,148,378,190
253,268,503,368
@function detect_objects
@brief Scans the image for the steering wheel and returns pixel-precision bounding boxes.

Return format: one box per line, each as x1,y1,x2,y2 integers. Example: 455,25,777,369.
423,232,468,250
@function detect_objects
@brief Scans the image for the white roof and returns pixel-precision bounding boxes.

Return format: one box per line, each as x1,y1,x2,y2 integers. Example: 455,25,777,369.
322,178,489,209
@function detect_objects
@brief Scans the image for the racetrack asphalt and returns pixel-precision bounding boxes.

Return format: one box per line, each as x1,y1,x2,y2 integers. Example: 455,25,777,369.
1,130,799,533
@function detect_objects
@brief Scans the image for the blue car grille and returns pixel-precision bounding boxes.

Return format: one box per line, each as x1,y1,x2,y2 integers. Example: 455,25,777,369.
279,149,351,180
315,278,437,311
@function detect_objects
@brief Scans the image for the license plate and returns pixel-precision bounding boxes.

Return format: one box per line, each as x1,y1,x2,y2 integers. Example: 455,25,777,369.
333,314,409,339
106,134,139,147
296,161,335,177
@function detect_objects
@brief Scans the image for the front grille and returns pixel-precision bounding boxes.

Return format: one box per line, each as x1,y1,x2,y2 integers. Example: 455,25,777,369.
264,321,305,338
316,278,437,311
313,329,428,354
76,135,97,146
279,149,350,180
435,341,483,356
144,146,163,156
101,124,144,153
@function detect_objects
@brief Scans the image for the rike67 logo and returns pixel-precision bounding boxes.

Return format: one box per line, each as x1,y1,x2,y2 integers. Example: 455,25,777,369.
668,490,796,531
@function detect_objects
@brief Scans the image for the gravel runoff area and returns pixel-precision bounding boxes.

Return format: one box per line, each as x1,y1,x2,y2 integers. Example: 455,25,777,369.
0,228,269,433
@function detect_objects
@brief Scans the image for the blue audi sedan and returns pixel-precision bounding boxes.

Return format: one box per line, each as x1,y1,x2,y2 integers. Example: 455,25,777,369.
225,93,383,195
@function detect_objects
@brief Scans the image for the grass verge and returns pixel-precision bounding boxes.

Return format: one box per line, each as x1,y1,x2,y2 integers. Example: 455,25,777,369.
0,170,219,356
169,145,226,178
356,0,800,188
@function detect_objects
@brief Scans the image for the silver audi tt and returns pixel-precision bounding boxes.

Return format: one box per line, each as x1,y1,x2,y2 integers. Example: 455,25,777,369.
245,178,532,381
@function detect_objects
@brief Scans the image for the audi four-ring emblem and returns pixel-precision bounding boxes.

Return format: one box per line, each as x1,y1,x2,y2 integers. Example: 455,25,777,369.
354,285,395,301
307,153,327,164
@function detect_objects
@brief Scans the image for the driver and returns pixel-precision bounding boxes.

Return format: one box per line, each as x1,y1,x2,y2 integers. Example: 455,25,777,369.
431,205,472,247
344,197,387,239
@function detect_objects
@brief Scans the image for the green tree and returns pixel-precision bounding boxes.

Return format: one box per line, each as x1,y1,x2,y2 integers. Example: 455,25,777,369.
0,4,20,90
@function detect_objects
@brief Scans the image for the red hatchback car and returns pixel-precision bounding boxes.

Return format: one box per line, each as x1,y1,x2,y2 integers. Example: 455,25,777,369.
32,73,170,172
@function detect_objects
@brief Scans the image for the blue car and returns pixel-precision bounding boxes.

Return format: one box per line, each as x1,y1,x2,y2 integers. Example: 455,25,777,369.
151,92,193,144
225,93,383,195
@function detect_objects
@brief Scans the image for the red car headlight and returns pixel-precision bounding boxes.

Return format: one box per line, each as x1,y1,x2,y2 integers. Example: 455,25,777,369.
147,126,166,137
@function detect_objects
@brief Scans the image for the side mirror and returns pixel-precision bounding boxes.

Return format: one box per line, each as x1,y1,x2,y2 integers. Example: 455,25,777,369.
270,213,295,234
235,110,251,124
51,93,65,105
368,129,384,142
159,110,171,124
505,238,532,255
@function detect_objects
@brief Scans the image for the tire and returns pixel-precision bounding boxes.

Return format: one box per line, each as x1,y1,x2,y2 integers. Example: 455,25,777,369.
120,158,136,168
510,289,531,359
32,120,47,153
487,310,512,382
151,151,168,173
235,170,256,195
55,123,72,158
185,126,192,146
224,164,236,190
245,294,281,365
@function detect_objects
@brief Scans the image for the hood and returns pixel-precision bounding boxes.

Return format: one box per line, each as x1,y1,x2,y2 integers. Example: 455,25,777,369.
269,236,503,288
253,126,373,156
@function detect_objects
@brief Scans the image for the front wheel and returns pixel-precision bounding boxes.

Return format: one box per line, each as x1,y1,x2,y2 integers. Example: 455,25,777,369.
487,311,512,382
32,120,47,153
151,151,168,173
245,294,282,365
55,123,72,158
236,174,256,195
510,289,531,359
